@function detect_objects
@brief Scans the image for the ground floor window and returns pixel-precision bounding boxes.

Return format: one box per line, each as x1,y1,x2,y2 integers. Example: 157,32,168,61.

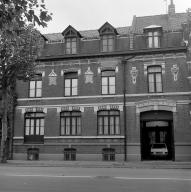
60,111,81,135
64,148,76,161
102,148,115,161
24,112,45,143
98,110,120,135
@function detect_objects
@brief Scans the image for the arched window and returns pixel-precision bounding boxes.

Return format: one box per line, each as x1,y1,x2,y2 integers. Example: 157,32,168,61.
24,112,45,143
60,111,81,135
97,110,120,135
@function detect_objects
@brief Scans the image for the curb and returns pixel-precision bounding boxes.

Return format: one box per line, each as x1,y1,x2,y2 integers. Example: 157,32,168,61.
0,160,191,169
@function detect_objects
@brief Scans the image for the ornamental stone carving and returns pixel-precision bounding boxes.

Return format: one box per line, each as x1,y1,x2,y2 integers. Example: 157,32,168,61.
48,69,57,85
171,64,179,81
85,67,94,84
130,67,138,84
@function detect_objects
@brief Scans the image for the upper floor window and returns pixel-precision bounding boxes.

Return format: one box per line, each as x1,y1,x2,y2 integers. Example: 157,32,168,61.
64,72,78,96
144,26,162,49
101,70,115,95
66,38,77,54
62,25,81,55
97,110,120,135
60,111,81,135
24,112,45,143
147,31,160,48
29,74,42,98
147,66,162,93
98,22,118,52
102,35,114,52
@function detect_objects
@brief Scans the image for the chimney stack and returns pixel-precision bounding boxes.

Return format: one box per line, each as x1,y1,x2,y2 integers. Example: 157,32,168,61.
168,0,175,15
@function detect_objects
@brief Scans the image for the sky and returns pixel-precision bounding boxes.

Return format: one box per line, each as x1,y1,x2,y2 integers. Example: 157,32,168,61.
38,0,191,34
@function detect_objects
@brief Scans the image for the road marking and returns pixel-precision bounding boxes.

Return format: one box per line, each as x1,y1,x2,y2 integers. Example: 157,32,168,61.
4,174,191,181
5,174,94,178
115,177,191,181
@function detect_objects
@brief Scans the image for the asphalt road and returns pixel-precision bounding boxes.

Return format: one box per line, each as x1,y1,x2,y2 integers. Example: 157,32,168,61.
0,166,191,192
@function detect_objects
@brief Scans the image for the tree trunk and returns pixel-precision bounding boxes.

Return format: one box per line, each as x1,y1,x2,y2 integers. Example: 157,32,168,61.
0,89,8,163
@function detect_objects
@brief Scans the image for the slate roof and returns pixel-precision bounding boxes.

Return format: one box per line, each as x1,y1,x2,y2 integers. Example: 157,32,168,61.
42,12,188,42
42,26,132,42
132,13,187,34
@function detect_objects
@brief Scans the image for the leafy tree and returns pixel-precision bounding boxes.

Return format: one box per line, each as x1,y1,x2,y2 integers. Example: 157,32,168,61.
0,0,52,163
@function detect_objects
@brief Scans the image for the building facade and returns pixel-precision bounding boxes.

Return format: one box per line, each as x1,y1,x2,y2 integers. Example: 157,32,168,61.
13,1,191,161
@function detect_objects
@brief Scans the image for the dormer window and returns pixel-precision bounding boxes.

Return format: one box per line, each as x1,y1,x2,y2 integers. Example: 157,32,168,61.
62,25,82,55
102,35,114,52
98,22,118,52
144,25,162,49
147,31,160,48
66,37,77,54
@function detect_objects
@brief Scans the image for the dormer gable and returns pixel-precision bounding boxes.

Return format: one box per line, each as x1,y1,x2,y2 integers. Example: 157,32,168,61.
62,25,82,38
98,22,118,36
143,25,163,32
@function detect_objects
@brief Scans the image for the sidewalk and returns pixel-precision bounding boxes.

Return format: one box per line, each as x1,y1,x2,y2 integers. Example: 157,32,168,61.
1,160,191,169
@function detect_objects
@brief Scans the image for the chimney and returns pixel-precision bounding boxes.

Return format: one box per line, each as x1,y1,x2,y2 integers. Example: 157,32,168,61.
168,0,175,15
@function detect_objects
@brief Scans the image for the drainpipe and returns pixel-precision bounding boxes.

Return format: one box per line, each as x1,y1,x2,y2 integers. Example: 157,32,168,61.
122,56,134,162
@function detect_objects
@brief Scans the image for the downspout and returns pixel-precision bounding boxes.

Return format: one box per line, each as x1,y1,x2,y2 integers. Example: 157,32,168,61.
122,59,127,161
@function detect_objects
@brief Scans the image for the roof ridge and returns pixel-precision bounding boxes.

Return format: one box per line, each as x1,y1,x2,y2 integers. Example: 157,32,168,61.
43,26,131,36
135,12,186,19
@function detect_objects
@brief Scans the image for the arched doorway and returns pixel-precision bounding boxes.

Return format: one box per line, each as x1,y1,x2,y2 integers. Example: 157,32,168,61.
140,111,174,160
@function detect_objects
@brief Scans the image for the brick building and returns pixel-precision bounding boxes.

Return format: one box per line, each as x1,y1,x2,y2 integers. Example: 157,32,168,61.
13,1,191,161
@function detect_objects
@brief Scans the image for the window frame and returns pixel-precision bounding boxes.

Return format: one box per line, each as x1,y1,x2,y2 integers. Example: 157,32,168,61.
24,112,45,143
101,35,114,52
147,65,163,93
28,74,42,98
146,30,161,48
97,110,120,135
101,70,116,95
60,111,81,136
65,37,77,54
64,72,78,97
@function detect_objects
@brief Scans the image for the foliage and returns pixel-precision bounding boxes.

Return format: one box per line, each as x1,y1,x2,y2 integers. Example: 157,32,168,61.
0,0,51,162
0,0,52,32
0,25,42,88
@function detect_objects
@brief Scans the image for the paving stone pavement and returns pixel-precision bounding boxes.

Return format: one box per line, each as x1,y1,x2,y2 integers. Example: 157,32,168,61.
0,160,191,169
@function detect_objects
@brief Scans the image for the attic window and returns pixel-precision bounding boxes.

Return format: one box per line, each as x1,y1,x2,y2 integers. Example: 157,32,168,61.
62,26,81,54
144,26,162,49
102,35,114,52
147,31,160,48
66,37,77,54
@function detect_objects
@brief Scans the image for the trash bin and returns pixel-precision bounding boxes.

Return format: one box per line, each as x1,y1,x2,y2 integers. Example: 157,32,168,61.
27,148,39,160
